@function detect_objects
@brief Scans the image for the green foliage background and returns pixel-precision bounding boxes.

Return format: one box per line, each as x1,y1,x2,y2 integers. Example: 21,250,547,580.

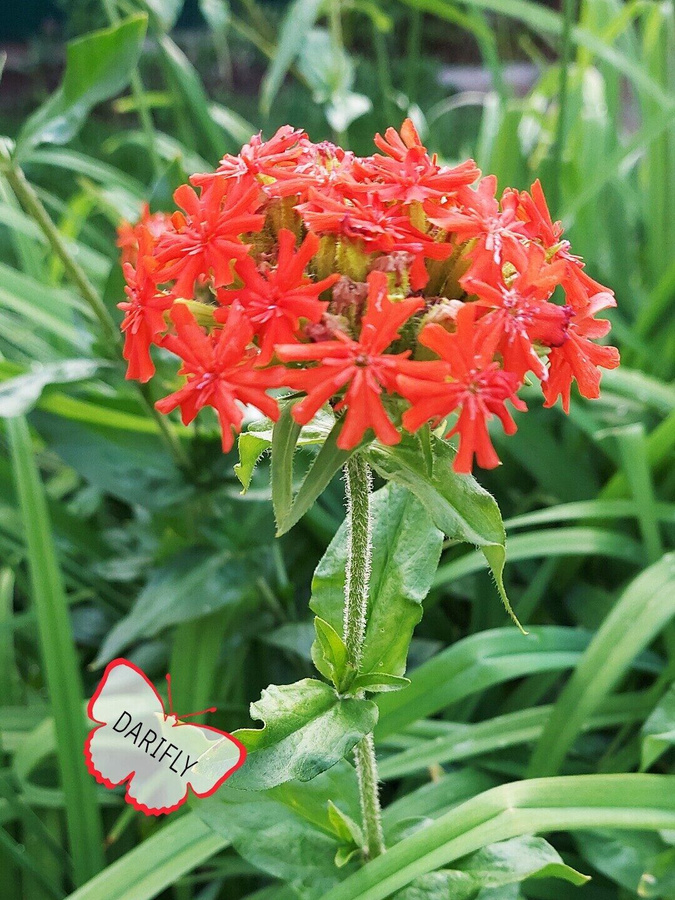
0,1,674,898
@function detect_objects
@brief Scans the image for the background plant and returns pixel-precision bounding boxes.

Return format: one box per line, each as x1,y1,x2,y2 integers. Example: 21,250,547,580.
0,1,674,899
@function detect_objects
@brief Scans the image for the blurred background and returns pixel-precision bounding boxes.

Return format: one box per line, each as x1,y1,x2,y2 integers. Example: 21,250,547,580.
0,1,674,898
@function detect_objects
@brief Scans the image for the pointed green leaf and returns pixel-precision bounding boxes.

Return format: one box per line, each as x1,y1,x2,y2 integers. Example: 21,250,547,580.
457,835,589,888
272,399,303,527
16,15,148,157
367,433,523,632
350,672,411,694
312,616,354,692
276,416,354,536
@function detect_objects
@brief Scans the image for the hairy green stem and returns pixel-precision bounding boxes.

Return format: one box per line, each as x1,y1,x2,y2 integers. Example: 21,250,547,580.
344,454,386,860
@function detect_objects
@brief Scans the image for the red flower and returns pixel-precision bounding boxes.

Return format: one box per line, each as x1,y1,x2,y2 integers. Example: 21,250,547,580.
264,142,357,201
118,229,173,383
519,180,610,309
275,271,424,448
425,175,529,278
216,229,339,362
461,246,569,381
153,177,265,298
397,304,526,473
156,303,285,451
354,119,480,203
297,189,451,289
543,292,620,413
192,126,309,187
117,204,171,267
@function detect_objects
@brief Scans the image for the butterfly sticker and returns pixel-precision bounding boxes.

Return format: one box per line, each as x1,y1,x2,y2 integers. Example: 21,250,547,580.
84,659,246,815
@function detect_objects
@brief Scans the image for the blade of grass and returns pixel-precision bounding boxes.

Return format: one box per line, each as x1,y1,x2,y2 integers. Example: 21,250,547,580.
375,626,594,739
64,813,229,900
614,424,664,564
0,568,20,704
322,774,675,900
528,553,675,777
432,527,644,591
379,692,649,779
6,416,105,885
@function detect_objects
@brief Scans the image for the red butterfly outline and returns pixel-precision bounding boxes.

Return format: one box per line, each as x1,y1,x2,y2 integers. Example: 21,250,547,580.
84,658,247,816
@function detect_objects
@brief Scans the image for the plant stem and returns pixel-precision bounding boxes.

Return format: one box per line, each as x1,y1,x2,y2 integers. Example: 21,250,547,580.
344,454,386,860
0,148,119,346
0,146,193,474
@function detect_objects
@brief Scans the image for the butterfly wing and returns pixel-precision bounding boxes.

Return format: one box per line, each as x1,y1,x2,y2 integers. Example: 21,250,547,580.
170,722,246,797
86,659,165,788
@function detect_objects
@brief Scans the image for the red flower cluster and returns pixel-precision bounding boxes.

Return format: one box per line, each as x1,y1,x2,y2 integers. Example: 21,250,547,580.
118,121,618,473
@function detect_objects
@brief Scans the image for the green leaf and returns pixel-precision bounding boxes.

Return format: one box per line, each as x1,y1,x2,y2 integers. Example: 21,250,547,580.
457,835,589,888
260,0,326,115
367,435,522,632
528,553,675,777
573,829,665,894
16,15,148,157
0,360,101,418
312,616,354,692
235,431,272,492
642,684,675,770
235,405,334,492
32,411,191,509
198,788,344,897
391,871,476,900
93,547,255,665
231,678,378,790
311,482,443,677
276,416,354,536
350,673,411,694
272,399,302,527
640,845,675,898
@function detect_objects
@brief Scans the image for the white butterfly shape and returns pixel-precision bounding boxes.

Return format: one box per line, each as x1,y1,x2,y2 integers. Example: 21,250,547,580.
85,659,246,815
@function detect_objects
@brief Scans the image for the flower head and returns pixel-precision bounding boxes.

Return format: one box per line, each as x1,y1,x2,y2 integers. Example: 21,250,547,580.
120,123,617,472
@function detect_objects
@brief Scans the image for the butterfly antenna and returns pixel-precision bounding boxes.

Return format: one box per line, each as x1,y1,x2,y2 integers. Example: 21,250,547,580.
179,707,217,720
